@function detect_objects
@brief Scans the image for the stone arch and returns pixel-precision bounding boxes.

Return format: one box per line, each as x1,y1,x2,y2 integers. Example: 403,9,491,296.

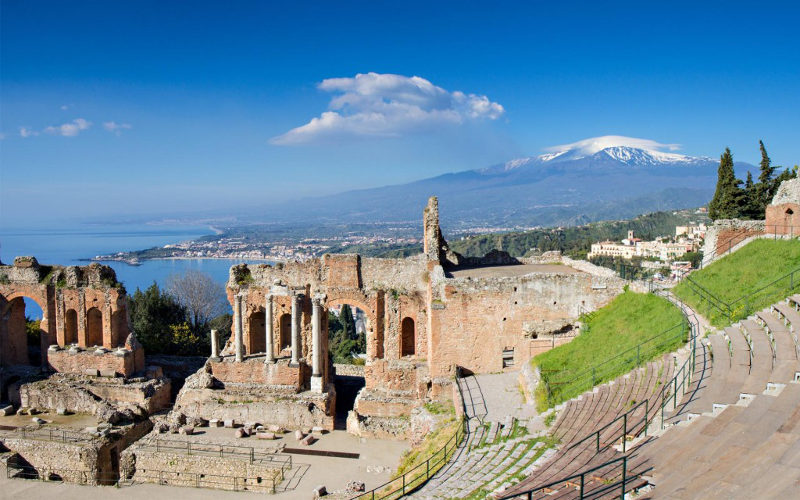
0,296,38,366
279,313,292,350
87,307,103,347
249,309,266,354
401,317,416,357
65,309,78,345
326,294,375,359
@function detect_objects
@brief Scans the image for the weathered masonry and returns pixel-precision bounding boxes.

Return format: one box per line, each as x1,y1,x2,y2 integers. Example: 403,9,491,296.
0,258,144,377
175,196,625,438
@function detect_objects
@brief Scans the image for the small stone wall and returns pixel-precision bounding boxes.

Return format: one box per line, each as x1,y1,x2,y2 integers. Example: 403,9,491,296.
47,346,142,378
19,374,172,421
125,447,282,492
210,358,307,389
173,384,336,431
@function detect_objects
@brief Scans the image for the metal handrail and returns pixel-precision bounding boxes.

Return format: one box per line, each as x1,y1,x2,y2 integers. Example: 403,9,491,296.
502,291,700,500
497,455,630,500
353,371,469,500
701,224,799,268
142,437,292,470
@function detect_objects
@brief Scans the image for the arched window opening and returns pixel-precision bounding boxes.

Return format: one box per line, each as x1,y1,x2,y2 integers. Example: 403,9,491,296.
1,297,42,366
249,310,266,354
87,307,103,347
401,317,416,357
786,208,794,215
65,309,78,345
327,303,367,365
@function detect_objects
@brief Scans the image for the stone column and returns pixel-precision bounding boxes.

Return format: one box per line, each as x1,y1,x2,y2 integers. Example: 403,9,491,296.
234,294,244,362
210,329,219,360
311,297,323,392
265,295,275,363
290,293,301,365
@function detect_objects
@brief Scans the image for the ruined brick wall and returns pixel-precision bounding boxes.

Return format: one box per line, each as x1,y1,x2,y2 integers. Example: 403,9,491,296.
47,348,136,377
766,203,800,234
0,259,132,370
427,269,624,377
209,358,306,389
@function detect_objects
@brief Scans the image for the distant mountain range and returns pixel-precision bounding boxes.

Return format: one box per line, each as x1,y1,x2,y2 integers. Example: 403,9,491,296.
250,136,751,229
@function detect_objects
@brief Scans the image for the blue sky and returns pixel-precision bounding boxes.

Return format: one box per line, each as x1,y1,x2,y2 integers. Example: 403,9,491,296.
1,0,798,224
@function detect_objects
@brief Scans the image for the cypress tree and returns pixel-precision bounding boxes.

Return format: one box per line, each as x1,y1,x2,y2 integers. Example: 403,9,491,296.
752,140,777,217
743,171,760,219
708,148,745,220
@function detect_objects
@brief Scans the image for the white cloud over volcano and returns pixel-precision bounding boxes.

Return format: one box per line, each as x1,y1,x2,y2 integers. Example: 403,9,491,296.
270,73,504,145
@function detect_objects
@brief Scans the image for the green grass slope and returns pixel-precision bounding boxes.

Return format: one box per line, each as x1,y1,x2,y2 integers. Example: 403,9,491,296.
534,290,686,410
673,239,800,327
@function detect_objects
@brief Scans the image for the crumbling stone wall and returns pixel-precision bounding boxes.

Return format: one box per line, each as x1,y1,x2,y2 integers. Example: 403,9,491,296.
0,258,137,373
426,268,623,377
766,177,800,234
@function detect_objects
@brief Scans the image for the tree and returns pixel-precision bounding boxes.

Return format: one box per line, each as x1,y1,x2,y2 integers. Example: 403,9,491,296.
166,270,227,331
743,171,761,219
708,148,745,220
339,304,356,340
128,283,187,354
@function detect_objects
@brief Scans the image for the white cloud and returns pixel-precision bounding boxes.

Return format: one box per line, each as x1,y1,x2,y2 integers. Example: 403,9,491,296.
103,121,132,135
60,104,71,111
545,135,681,155
270,72,504,145
43,118,91,137
19,127,39,138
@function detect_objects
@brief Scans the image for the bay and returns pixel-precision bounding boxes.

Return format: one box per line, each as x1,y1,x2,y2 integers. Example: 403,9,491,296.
1,223,270,318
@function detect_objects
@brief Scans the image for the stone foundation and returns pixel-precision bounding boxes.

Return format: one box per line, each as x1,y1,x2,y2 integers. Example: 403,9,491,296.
17,373,171,423
47,344,144,378
173,383,336,431
210,356,307,390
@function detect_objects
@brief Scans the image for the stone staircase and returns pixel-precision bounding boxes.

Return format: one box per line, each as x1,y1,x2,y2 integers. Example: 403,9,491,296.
634,294,800,498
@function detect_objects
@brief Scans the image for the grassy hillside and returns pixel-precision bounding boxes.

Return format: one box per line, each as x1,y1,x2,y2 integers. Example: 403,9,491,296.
673,239,800,326
534,291,686,409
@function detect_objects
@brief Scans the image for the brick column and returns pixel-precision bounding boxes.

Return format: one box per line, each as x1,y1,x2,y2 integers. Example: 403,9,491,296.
234,294,244,362
290,293,301,365
265,294,275,363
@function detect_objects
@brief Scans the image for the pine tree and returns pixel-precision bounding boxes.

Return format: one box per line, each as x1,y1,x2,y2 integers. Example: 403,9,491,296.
743,171,760,219
709,148,745,220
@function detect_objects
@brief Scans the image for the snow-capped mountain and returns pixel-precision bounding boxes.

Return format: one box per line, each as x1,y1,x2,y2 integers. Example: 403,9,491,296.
255,135,747,228
482,136,715,173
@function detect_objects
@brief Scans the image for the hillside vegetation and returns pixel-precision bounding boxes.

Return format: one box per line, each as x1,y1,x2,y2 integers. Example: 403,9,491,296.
534,290,686,409
447,209,706,259
673,239,800,326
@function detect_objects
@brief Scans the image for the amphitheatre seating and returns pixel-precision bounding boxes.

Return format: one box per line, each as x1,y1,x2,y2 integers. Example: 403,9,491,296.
497,352,683,499
637,297,800,498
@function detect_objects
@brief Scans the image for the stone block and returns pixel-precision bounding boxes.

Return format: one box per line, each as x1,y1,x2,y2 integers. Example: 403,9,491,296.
294,430,305,441
56,408,68,416
234,428,246,439
31,417,46,425
179,426,195,435
268,425,284,433
313,485,327,498
209,419,222,427
347,481,366,492
1,405,14,416
256,432,276,440
16,408,27,416
311,426,326,435
300,435,316,446
100,369,118,378
85,369,100,377
223,419,235,428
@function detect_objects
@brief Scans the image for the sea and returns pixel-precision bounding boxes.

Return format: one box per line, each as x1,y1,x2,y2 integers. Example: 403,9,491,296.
1,223,270,318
